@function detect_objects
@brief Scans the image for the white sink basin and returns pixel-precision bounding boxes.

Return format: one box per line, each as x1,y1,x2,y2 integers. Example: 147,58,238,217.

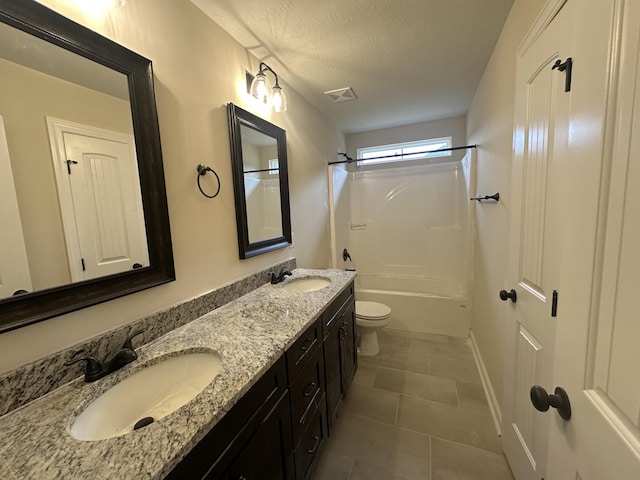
282,276,331,293
70,352,222,441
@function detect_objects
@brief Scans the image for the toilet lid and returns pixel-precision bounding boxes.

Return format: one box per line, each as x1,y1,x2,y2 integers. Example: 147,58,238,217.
356,301,391,320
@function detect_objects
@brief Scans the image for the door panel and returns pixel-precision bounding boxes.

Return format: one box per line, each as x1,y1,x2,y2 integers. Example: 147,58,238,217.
65,133,148,280
503,3,572,479
546,0,640,476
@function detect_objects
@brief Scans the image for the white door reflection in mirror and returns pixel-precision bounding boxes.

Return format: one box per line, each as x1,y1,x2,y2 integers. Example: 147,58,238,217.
47,117,149,281
0,115,32,297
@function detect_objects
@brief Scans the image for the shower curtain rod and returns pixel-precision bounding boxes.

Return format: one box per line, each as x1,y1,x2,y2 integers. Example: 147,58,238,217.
328,144,477,165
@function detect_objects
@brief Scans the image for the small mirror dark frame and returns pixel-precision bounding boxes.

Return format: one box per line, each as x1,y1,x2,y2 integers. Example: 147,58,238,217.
0,0,175,333
227,103,292,259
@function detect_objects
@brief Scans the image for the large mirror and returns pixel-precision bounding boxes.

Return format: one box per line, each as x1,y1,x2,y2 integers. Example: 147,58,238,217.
0,1,174,333
227,103,291,258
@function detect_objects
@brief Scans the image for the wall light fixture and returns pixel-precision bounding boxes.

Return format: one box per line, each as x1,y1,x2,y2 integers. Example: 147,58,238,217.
248,62,287,112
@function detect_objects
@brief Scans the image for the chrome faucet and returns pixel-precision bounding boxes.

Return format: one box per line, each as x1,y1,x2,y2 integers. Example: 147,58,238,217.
270,270,292,284
65,329,144,382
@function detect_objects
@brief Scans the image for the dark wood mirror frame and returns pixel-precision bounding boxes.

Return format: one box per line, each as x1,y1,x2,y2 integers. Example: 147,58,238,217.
227,103,292,259
0,0,175,333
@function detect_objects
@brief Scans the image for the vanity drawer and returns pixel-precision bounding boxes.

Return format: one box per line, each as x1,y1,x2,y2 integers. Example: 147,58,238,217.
294,396,328,480
322,282,354,337
285,318,321,382
289,346,325,446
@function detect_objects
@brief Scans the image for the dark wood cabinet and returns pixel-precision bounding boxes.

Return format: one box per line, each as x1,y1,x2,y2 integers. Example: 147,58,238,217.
339,301,357,394
166,358,290,480
226,393,294,480
323,293,357,431
165,281,355,480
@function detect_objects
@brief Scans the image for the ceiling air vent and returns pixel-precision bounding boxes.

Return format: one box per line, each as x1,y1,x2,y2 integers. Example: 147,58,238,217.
324,87,358,103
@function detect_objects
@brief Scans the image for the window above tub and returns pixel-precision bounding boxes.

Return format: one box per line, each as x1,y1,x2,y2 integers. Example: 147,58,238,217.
356,137,452,166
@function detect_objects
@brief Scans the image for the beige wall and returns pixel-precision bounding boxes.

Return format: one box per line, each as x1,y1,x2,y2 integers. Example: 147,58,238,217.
466,0,547,408
345,115,467,163
0,58,133,291
0,0,344,373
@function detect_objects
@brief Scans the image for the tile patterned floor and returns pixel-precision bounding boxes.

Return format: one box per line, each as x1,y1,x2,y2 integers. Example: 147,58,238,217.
313,329,514,480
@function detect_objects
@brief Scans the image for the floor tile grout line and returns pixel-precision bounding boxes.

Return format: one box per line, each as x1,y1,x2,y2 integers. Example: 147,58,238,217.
393,415,501,449
394,388,400,426
429,433,508,457
346,455,355,480
395,392,495,417
427,434,432,480
368,363,464,384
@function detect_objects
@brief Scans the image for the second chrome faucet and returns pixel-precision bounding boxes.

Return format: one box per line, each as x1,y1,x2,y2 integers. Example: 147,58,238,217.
65,329,144,382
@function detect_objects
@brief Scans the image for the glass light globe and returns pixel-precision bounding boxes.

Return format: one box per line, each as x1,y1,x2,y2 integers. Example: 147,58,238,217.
250,72,271,103
271,84,287,112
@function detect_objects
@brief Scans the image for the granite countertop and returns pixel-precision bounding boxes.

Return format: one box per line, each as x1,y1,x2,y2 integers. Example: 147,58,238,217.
0,268,356,480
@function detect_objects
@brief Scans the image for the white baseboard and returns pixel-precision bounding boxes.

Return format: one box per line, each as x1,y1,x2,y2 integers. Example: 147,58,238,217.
470,330,502,437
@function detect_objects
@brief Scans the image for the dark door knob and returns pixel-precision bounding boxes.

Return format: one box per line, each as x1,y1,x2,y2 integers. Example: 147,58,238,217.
530,385,571,420
499,289,517,303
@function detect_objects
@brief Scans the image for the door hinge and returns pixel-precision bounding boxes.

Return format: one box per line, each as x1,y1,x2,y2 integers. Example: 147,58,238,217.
552,57,573,92
81,258,86,271
551,290,558,317
66,159,78,174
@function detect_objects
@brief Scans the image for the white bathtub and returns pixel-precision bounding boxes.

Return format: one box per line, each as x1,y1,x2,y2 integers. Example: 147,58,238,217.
354,274,470,337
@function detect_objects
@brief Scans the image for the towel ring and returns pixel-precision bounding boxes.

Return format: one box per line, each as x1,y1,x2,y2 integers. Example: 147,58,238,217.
197,164,221,198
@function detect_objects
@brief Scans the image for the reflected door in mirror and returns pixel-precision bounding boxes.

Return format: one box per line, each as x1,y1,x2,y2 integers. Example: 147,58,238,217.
48,118,149,282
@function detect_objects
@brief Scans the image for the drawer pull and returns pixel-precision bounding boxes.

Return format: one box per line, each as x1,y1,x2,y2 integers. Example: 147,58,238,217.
306,435,321,454
299,388,320,425
303,382,317,397
300,337,317,351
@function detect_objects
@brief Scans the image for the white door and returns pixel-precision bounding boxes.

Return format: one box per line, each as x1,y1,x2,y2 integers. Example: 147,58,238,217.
0,115,32,297
47,118,149,281
502,2,573,479
544,0,640,477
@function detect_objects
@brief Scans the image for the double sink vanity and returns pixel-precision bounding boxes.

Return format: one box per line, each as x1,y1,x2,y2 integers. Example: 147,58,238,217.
0,269,357,480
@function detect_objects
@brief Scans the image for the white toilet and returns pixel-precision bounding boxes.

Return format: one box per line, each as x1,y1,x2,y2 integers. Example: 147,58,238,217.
355,301,392,356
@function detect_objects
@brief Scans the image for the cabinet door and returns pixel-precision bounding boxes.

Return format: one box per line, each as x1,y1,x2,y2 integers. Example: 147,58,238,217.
227,394,294,480
324,321,342,430
339,301,357,393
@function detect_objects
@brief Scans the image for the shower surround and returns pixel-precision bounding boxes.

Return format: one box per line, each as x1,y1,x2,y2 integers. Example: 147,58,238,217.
332,154,474,337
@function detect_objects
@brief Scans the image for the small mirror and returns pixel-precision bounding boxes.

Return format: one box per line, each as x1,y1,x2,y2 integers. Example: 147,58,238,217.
227,103,291,258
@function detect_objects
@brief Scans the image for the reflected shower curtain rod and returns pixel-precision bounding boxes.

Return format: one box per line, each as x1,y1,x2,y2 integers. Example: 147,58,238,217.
328,144,477,165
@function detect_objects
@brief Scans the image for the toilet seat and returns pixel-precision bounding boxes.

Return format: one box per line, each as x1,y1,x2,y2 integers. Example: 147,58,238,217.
356,301,391,320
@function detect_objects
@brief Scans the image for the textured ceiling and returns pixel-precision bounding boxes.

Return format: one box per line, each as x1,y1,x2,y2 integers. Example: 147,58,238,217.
192,0,513,134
